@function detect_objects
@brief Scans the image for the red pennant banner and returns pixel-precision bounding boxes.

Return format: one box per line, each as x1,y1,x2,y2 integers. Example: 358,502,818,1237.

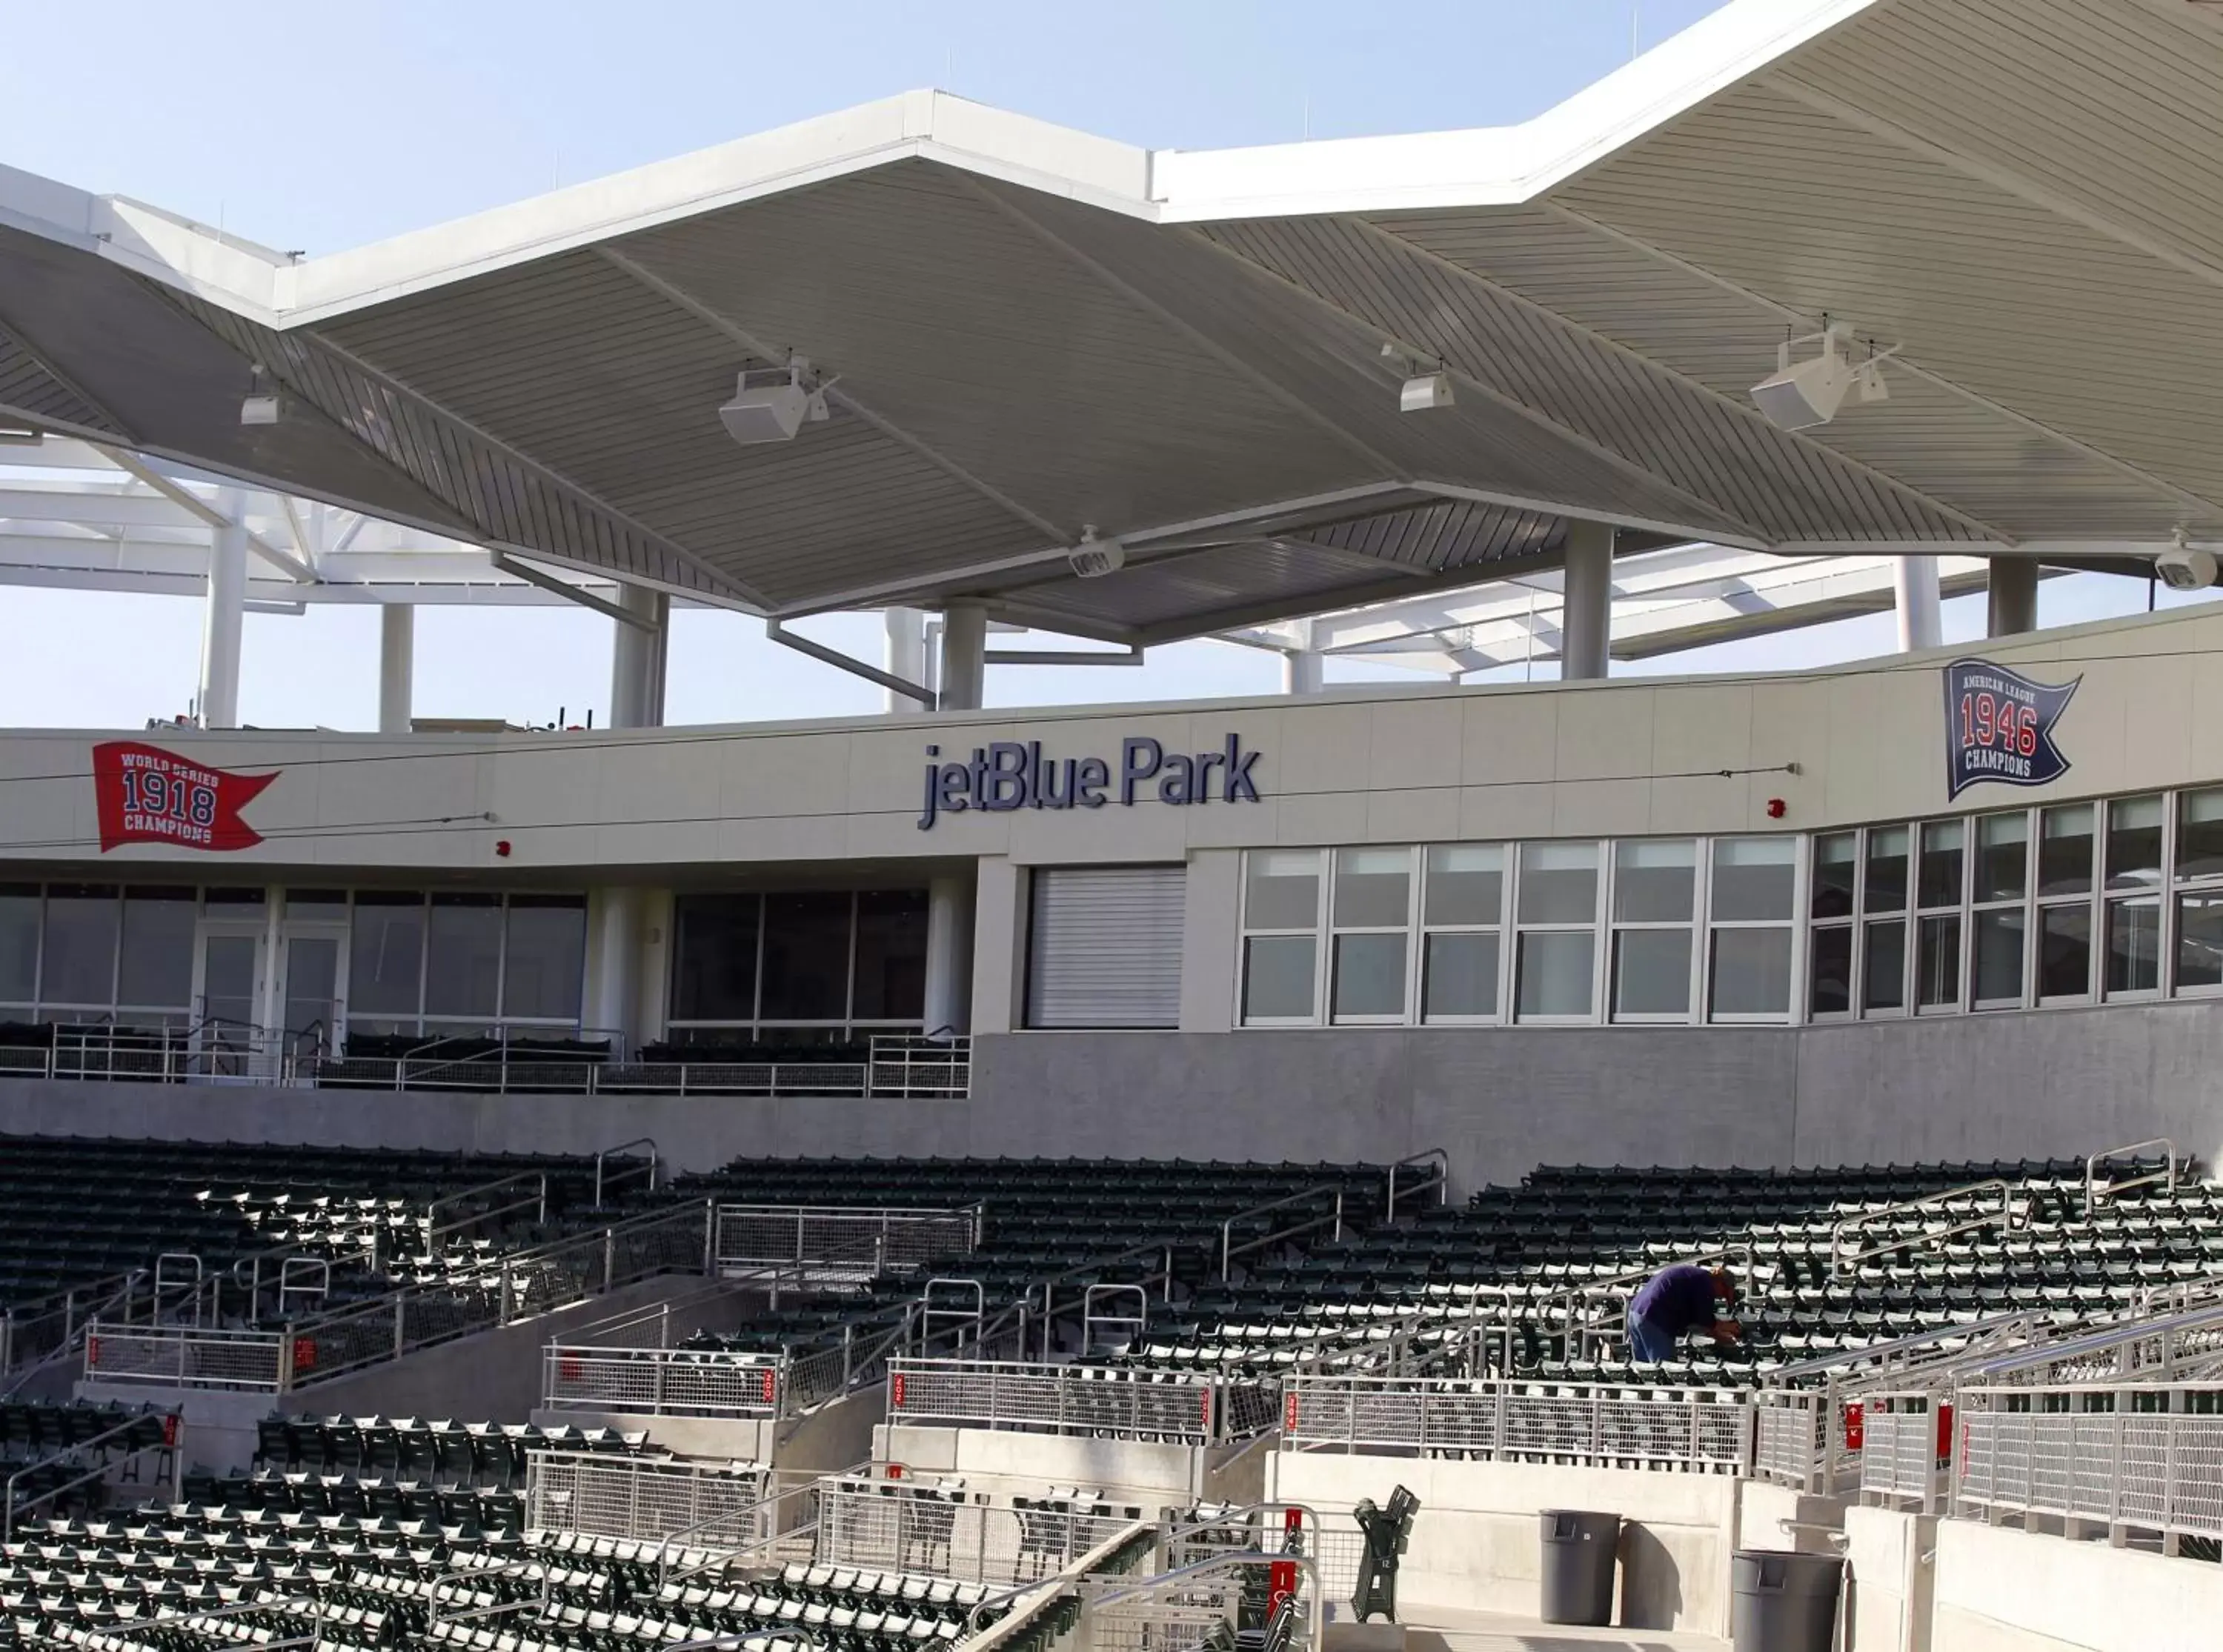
93,742,277,853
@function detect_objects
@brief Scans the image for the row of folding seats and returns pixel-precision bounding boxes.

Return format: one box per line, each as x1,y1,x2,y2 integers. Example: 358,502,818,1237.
253,1419,651,1487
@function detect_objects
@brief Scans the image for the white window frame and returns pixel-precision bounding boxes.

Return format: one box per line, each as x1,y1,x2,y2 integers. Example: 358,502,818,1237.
2034,802,2099,1007
1608,839,1699,1025
1236,849,1328,1027
1913,816,1967,1016
1967,809,2033,1013
2100,794,2168,1003
1807,830,1858,1022
1859,824,1913,1020
1705,836,1802,1025
1416,843,1509,1026
1512,840,1604,1025
1327,847,1417,1026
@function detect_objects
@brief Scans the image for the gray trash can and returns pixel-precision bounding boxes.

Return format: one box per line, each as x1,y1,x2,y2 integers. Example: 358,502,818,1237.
1538,1509,1620,1626
1730,1550,1844,1652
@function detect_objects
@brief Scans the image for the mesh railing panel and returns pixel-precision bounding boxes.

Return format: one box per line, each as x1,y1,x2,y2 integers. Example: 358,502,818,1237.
889,1359,1262,1445
83,1327,285,1390
1281,1376,1750,1471
526,1451,767,1545
543,1348,784,1416
714,1207,974,1273
814,1485,1134,1588
1858,1410,1939,1502
1958,1405,2223,1539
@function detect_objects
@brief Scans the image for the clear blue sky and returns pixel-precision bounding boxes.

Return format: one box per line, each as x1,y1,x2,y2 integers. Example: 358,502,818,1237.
0,1,2200,730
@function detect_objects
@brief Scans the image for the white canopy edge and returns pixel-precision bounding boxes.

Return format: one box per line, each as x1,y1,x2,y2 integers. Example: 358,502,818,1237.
0,0,1878,327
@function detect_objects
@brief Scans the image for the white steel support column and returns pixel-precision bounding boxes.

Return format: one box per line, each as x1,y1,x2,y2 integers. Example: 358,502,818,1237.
1893,558,1943,653
610,584,669,729
378,604,415,734
1988,557,2039,638
939,602,988,712
1560,519,1614,681
1281,620,1324,694
883,607,929,713
923,873,975,1036
588,887,642,1054
199,487,248,728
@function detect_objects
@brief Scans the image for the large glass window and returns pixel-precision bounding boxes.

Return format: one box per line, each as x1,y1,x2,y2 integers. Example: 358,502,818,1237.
349,893,426,1021
1969,813,2027,1009
1240,850,1322,1024
117,887,196,1010
671,894,760,1022
1915,820,1963,1012
1709,837,1796,1019
425,894,503,1023
1515,842,1598,1020
1611,840,1693,1019
41,885,118,1009
1861,827,1910,1015
1420,845,1503,1022
2036,805,2094,1001
760,893,856,1022
1810,926,1854,1016
0,886,36,1010
1810,832,1856,1016
1331,850,1411,1021
501,896,586,1023
2105,798,2164,996
1245,850,1323,932
1243,937,1316,1021
852,890,928,1022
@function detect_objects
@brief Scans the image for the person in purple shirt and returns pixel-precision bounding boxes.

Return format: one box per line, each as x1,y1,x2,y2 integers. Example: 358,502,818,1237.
1626,1263,1740,1362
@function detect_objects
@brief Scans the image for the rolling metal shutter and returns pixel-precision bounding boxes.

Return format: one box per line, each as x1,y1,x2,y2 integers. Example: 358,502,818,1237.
1026,865,1186,1029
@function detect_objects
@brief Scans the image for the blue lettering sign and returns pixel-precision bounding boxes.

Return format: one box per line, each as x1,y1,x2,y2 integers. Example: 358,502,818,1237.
917,732,1265,829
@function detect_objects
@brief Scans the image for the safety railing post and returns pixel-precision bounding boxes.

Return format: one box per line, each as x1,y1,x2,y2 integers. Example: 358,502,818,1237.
393,1296,406,1359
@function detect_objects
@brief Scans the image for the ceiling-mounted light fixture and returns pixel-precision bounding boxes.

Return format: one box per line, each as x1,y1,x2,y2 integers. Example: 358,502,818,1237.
1750,324,1895,431
719,354,835,445
1380,341,1455,413
1068,525,1126,579
2159,528,2220,591
239,362,283,427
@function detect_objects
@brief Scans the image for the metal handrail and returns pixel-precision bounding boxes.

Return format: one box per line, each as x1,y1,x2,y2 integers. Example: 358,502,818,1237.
425,1167,549,1248
1386,1148,1450,1219
1830,1179,2024,1273
1080,1550,1322,1652
1219,1184,1347,1280
654,1465,844,1584
2084,1138,2180,1216
593,1136,661,1209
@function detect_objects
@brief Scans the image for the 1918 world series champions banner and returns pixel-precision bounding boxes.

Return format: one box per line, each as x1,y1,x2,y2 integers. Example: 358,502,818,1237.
1942,658,2079,801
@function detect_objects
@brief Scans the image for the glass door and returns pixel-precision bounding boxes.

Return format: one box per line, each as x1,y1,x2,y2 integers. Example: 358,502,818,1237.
276,927,346,1064
193,928,265,1076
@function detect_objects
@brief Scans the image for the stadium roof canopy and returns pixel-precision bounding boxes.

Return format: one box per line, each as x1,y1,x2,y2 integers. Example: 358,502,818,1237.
3,0,2221,646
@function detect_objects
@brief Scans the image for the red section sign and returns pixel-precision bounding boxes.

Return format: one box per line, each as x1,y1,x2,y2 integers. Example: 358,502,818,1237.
93,742,276,853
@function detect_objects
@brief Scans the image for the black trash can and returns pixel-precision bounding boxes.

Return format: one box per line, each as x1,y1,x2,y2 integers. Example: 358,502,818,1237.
1538,1509,1621,1626
1730,1550,1844,1652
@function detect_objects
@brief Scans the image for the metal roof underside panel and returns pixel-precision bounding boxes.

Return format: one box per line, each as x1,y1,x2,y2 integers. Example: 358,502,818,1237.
4,0,2222,642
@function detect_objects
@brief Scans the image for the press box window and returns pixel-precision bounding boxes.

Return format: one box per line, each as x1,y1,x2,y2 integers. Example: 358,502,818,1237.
1241,850,1323,1024
1610,839,1693,1021
1331,849,1411,1022
2036,805,2094,1002
1420,845,1503,1022
1709,837,1795,1020
2105,796,2163,996
1515,842,1598,1021
1971,812,2029,1009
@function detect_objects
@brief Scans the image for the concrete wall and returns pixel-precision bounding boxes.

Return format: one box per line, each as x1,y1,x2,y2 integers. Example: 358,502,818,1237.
7,601,2220,883
1926,1519,2223,1652
1265,1451,1741,1635
7,988,2223,1185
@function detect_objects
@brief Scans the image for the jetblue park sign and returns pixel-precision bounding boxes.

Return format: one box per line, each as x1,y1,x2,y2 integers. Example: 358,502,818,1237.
917,734,1261,830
